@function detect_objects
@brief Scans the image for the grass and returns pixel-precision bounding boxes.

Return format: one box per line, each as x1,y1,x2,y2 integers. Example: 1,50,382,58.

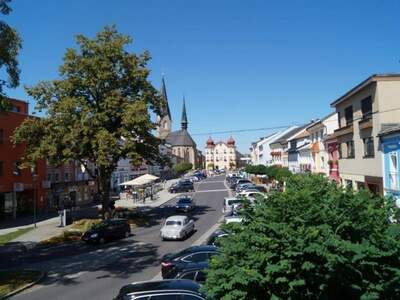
0,270,42,298
0,227,33,245
40,212,149,246
40,219,102,246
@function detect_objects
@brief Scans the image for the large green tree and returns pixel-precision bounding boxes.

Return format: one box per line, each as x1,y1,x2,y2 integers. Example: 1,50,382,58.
0,0,22,110
13,26,165,210
204,174,400,299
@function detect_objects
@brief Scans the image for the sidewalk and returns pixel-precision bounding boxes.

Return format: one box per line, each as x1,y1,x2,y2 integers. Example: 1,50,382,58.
0,179,180,246
114,178,179,208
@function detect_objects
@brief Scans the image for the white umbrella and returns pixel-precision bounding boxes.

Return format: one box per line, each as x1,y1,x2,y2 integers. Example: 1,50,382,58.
119,174,159,186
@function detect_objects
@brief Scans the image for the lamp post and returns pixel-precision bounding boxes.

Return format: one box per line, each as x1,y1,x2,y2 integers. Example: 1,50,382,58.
31,166,38,228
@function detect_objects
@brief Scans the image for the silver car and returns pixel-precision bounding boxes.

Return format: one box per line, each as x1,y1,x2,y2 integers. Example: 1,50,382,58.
161,215,195,241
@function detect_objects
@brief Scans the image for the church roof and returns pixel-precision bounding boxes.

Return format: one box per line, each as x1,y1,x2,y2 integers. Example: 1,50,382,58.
166,129,197,147
160,77,172,120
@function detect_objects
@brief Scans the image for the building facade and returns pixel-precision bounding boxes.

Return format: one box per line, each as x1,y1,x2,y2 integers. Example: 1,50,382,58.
249,126,299,166
205,137,240,170
0,99,47,217
331,74,400,194
324,134,340,182
307,113,339,176
379,125,400,205
270,126,302,167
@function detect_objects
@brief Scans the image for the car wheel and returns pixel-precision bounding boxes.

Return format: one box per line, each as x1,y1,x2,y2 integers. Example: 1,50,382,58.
125,231,130,238
99,238,105,244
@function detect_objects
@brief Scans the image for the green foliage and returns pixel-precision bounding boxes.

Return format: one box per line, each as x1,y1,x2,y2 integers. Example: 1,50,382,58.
13,26,164,209
275,167,292,182
0,0,22,110
245,164,267,175
204,174,400,299
174,162,193,174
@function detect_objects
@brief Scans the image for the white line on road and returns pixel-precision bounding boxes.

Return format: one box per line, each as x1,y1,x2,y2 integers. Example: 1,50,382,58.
195,189,229,193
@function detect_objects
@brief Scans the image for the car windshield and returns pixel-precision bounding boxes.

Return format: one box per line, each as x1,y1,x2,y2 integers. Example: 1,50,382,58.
166,220,182,226
178,198,192,204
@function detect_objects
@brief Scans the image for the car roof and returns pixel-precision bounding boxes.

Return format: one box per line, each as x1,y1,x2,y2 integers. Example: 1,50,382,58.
166,215,188,221
210,228,227,237
177,245,218,255
119,279,202,296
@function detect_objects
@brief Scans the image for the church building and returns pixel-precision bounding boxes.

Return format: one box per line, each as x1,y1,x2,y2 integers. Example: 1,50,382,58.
157,77,201,169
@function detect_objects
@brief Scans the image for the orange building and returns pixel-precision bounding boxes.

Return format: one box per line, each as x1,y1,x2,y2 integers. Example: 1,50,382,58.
0,99,47,218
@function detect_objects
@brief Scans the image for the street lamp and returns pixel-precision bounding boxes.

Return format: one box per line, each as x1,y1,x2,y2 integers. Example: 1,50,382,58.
31,166,38,228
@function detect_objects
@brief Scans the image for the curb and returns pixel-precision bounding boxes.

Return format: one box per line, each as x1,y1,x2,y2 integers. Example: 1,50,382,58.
2,270,46,299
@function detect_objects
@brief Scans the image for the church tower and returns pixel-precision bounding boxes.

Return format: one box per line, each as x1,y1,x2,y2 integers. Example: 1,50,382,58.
157,77,172,139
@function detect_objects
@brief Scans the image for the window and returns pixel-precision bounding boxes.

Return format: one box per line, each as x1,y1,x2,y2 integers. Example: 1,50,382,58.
180,271,196,280
363,137,374,157
321,156,325,169
338,143,343,159
182,252,209,263
13,161,21,176
345,179,353,189
149,295,180,300
357,181,365,190
361,96,372,119
11,105,20,112
258,145,263,152
196,271,207,283
344,106,353,126
389,152,398,190
0,161,3,176
65,172,70,182
346,140,355,158
54,173,59,182
0,129,3,144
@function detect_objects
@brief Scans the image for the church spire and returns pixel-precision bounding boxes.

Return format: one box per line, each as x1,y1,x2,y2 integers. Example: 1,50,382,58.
160,76,171,120
181,97,188,130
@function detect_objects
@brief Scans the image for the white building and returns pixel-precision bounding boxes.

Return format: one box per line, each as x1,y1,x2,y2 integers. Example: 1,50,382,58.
205,137,240,170
249,126,299,166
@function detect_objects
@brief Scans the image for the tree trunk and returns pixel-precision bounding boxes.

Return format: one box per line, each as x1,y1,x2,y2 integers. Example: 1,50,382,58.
98,174,111,216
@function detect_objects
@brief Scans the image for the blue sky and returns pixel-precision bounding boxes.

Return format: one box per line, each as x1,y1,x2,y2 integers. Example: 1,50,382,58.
4,0,400,152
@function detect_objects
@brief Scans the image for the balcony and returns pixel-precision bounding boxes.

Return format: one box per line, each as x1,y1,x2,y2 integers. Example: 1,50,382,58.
334,124,353,137
359,116,372,130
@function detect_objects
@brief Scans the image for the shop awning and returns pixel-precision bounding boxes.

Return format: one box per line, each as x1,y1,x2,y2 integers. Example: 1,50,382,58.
119,174,159,186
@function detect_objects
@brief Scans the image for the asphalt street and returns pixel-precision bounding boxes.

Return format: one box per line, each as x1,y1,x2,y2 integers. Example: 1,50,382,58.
11,175,228,300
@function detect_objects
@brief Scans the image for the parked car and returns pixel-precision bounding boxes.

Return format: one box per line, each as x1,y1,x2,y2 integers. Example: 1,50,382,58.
114,279,205,300
160,215,195,240
238,190,267,199
223,196,246,213
161,245,218,278
235,183,257,193
194,171,207,179
169,180,194,193
175,196,196,212
205,228,229,246
230,178,251,190
255,185,268,193
224,208,244,224
172,262,208,284
81,218,130,244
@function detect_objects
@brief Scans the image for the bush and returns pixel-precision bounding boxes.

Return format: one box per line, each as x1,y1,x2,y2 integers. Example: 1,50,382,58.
174,162,193,174
245,165,267,175
204,174,400,299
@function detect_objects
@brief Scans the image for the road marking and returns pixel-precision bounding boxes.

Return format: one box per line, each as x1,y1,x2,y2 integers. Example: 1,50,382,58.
195,188,229,193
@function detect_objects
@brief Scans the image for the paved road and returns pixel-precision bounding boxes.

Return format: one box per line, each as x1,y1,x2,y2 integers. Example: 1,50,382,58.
12,175,228,300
